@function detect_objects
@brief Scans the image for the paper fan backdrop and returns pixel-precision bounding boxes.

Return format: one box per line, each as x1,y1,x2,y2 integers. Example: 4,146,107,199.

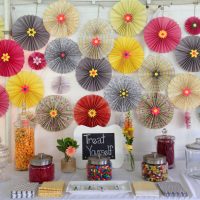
28,52,46,70
78,19,114,59
136,93,174,129
0,39,24,77
51,76,70,94
45,38,81,74
168,73,200,110
144,17,181,53
175,36,200,72
6,71,44,108
138,55,175,92
36,95,73,132
110,0,147,36
108,37,144,74
0,17,4,39
12,15,50,51
104,76,141,112
74,95,111,127
185,17,200,35
43,0,79,37
76,58,112,91
0,85,9,117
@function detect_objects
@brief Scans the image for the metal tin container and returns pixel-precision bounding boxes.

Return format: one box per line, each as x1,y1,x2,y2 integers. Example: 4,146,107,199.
29,153,54,183
142,152,168,182
87,156,112,181
185,138,200,179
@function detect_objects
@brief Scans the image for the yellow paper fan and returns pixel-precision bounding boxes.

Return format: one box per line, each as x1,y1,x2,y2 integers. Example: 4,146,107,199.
108,37,144,74
0,17,4,39
110,0,147,36
6,71,44,108
43,0,79,37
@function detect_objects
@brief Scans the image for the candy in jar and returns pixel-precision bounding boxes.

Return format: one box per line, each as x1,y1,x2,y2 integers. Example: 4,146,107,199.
142,152,168,182
87,156,112,181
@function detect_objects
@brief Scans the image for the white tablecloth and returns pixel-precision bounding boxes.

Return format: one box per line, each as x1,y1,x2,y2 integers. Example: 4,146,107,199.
0,161,200,200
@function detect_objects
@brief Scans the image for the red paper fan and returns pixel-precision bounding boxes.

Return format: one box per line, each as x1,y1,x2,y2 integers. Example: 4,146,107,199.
0,40,24,77
28,52,46,70
74,95,111,127
185,17,200,35
144,17,181,53
0,85,9,117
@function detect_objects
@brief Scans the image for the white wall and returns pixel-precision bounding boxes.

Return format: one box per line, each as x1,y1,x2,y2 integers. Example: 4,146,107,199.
0,2,200,162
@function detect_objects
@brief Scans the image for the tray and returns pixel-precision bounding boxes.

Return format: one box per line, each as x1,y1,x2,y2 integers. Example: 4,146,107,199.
66,181,132,194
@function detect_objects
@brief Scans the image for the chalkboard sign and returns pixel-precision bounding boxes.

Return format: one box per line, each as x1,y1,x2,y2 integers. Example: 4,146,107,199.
82,133,115,160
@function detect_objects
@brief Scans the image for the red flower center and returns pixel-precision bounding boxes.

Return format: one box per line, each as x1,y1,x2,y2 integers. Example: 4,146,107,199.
91,37,101,46
60,52,66,59
57,14,66,23
151,107,160,116
182,88,191,96
123,51,131,59
192,23,198,28
21,85,29,94
124,14,133,23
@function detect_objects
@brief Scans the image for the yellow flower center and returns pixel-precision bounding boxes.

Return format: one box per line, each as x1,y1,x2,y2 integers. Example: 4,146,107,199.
1,53,10,62
88,109,96,118
49,109,58,118
158,30,168,39
89,68,98,78
120,89,129,98
27,28,37,37
190,49,199,58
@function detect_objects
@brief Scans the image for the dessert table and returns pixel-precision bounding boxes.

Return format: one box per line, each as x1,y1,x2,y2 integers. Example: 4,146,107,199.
0,161,200,200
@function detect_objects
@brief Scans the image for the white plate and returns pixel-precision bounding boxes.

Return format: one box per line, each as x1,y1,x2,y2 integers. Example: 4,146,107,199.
66,181,132,194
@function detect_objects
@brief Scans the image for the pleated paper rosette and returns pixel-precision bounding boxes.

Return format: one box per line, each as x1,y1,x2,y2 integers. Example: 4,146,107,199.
138,55,175,92
28,52,46,70
43,0,79,37
6,71,44,108
76,58,112,91
36,95,73,132
185,16,200,35
12,15,50,51
79,19,114,59
104,76,141,112
51,76,70,94
108,37,144,74
74,95,111,127
0,85,9,117
144,17,181,53
0,17,4,39
168,73,200,111
0,39,24,77
45,38,81,74
136,93,174,129
110,0,147,36
175,36,200,72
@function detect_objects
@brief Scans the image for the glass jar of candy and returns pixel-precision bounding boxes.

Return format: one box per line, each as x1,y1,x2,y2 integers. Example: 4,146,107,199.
142,152,168,182
15,108,35,171
29,153,54,183
185,138,200,179
87,156,112,181
155,129,175,169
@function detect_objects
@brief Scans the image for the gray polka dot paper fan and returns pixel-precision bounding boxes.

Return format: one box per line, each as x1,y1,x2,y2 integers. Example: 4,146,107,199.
45,38,81,74
79,19,114,59
104,75,141,112
36,95,73,132
76,58,112,91
138,55,175,92
136,93,174,129
175,36,200,72
12,15,50,51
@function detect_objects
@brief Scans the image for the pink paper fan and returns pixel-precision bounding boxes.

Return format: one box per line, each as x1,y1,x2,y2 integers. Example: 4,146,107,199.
0,85,9,117
28,52,46,70
0,40,24,77
144,17,181,53
185,17,200,35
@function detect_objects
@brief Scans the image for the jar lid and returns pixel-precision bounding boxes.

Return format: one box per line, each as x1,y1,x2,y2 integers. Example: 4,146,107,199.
186,138,200,150
155,128,175,141
30,153,53,166
88,155,111,165
0,138,9,156
143,152,166,165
